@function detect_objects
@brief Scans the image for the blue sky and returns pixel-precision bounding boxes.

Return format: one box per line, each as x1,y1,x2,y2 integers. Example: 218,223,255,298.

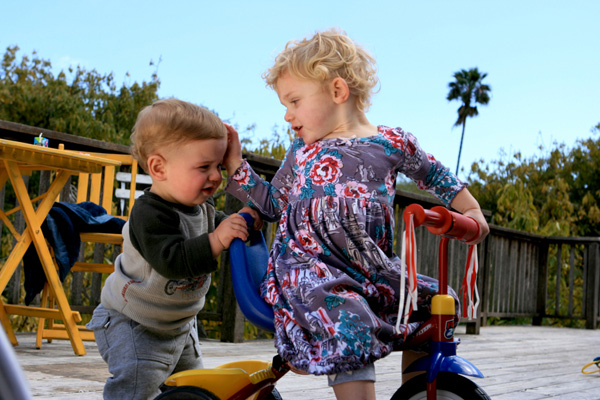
2,0,599,179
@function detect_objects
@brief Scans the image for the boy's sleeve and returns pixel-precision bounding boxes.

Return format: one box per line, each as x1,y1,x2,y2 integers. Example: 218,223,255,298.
207,197,229,227
129,197,219,279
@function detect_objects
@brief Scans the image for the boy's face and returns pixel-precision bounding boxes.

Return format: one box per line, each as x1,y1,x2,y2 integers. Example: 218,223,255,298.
151,137,226,207
276,71,339,145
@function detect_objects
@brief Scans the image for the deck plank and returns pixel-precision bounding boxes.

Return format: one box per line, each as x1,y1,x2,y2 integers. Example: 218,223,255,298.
10,325,600,399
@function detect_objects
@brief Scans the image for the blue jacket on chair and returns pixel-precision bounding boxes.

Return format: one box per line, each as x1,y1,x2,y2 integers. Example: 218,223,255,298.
23,201,126,305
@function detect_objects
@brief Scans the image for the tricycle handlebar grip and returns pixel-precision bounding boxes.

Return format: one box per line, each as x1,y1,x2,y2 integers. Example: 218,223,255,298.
430,206,479,243
404,204,452,233
403,204,479,243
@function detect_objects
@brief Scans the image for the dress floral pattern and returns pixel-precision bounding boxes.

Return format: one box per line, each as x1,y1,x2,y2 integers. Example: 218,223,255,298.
226,126,466,375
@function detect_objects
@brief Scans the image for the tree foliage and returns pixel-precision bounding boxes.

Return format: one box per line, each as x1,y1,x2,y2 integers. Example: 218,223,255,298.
0,46,160,144
467,123,600,237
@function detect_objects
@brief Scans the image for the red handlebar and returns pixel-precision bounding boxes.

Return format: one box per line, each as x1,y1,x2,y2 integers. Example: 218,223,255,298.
403,204,480,243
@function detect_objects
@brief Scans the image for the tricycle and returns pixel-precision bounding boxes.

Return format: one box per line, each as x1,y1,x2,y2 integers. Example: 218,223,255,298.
156,204,491,400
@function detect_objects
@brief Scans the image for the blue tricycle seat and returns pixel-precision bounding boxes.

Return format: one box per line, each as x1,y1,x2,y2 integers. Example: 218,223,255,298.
229,213,275,332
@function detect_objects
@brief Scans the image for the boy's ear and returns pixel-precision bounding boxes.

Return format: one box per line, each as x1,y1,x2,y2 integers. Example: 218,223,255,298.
331,77,350,104
146,154,167,181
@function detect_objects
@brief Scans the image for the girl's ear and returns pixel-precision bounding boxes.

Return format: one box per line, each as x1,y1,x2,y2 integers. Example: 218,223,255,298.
331,77,350,104
146,154,167,181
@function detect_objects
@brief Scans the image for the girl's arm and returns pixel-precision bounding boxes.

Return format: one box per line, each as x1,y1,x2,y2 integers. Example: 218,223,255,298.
449,188,490,245
223,124,293,222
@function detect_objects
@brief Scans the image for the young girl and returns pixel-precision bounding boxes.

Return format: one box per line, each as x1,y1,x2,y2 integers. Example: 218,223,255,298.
224,29,489,400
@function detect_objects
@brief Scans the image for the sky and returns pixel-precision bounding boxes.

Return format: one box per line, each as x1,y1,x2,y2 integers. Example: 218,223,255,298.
1,0,599,179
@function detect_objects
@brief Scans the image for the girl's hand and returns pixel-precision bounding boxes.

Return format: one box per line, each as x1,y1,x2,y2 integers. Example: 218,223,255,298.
223,123,244,176
238,206,263,230
462,209,489,245
208,213,249,257
287,362,310,375
450,188,490,245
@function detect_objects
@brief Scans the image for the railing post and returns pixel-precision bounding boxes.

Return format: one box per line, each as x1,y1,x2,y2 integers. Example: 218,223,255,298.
219,193,246,343
533,240,549,326
584,242,599,329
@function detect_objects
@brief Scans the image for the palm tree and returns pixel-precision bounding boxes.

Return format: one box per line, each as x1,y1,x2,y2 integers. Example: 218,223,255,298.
447,68,491,175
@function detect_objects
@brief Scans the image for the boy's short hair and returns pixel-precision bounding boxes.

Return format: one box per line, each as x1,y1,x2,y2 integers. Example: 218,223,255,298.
131,98,226,171
263,28,379,113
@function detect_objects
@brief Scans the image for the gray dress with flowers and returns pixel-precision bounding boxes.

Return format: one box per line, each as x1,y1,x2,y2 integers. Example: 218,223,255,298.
226,125,466,375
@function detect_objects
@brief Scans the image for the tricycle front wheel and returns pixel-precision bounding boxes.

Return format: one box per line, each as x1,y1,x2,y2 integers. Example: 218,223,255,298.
154,386,219,400
391,372,490,400
155,386,284,400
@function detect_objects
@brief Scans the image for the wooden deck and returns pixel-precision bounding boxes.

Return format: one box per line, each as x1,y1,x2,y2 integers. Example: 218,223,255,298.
10,325,600,399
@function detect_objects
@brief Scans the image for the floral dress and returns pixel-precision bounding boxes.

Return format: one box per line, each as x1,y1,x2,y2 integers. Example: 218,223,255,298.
226,125,466,375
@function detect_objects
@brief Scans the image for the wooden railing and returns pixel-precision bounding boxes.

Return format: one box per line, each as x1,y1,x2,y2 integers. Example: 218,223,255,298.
1,120,598,344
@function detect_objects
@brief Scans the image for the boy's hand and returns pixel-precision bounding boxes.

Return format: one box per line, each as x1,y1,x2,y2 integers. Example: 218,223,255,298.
238,206,263,230
223,123,244,176
208,214,249,257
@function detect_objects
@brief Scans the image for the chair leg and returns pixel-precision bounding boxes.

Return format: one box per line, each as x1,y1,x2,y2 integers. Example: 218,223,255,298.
0,298,18,346
35,283,50,349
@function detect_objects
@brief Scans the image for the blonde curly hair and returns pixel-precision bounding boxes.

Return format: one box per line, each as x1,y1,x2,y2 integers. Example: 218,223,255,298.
263,28,379,113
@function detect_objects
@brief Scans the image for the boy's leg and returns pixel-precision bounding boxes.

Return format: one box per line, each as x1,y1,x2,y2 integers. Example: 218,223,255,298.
88,306,196,400
328,363,376,400
172,318,204,374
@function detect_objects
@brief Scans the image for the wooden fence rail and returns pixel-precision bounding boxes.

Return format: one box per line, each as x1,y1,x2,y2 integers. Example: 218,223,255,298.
1,120,598,344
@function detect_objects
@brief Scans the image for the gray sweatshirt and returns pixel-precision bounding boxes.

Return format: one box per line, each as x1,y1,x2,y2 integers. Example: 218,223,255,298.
101,191,227,330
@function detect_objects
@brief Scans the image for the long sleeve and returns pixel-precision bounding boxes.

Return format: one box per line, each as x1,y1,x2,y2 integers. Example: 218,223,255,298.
128,193,218,279
225,146,297,222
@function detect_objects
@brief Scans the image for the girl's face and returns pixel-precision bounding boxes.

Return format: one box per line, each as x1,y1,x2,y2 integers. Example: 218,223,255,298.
276,72,340,145
150,138,226,207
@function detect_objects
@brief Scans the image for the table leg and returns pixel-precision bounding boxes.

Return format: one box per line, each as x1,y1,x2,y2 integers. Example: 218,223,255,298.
0,231,33,346
0,166,33,345
5,163,86,355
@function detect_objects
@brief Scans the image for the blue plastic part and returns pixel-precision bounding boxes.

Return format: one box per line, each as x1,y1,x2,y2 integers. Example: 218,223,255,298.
229,213,275,332
405,341,484,382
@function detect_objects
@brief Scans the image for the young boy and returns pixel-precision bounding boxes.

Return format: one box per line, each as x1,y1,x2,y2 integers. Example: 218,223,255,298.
87,98,259,400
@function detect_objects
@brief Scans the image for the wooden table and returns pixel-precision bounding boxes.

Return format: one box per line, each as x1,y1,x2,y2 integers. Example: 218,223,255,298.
0,139,121,356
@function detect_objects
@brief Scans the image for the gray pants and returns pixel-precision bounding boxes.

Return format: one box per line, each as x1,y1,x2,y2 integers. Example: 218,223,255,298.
87,305,203,400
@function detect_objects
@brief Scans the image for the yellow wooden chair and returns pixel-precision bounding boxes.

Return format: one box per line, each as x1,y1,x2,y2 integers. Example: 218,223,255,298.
35,151,150,350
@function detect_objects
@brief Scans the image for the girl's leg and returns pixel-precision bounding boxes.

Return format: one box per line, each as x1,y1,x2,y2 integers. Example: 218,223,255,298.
333,381,375,400
332,381,376,400
402,350,426,384
328,363,376,400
